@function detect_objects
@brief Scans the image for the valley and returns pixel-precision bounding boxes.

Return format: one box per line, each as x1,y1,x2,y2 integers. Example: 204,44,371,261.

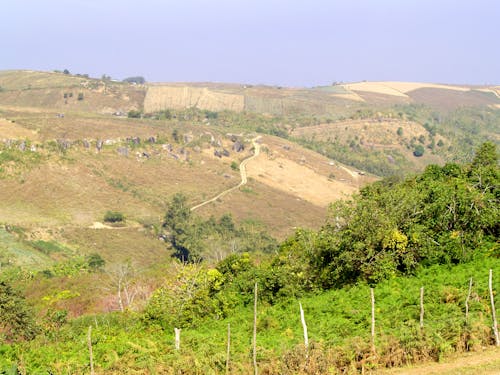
0,70,499,374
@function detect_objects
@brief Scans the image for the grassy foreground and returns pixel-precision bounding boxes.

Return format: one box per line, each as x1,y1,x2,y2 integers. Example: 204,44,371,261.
1,256,499,374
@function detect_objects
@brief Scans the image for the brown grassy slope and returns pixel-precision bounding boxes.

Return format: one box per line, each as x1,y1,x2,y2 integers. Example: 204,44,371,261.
144,83,360,116
193,179,327,239
0,147,238,226
0,109,339,237
0,70,145,114
291,119,446,171
407,87,500,110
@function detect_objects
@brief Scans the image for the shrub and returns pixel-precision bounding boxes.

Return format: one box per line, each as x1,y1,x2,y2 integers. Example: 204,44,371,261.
413,145,425,157
77,93,84,101
128,110,142,118
103,211,125,223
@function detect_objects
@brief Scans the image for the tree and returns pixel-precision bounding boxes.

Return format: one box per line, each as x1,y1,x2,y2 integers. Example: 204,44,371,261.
63,69,70,75
86,253,105,271
413,145,425,157
471,141,498,169
123,76,146,84
163,193,194,261
0,281,38,342
144,263,227,328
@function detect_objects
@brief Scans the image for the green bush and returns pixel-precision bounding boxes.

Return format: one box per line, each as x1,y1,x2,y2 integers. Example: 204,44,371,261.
103,211,125,223
413,144,425,157
127,110,142,118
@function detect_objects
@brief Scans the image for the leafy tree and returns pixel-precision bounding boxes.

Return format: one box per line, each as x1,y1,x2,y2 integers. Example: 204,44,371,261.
0,281,38,342
413,144,425,157
86,253,106,270
123,76,146,84
471,141,498,169
144,264,228,328
163,193,194,261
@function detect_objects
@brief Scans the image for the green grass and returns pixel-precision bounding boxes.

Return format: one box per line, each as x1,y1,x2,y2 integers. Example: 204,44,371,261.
0,228,53,269
2,256,499,374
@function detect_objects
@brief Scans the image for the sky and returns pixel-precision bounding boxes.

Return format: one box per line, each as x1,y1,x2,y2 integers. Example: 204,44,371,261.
1,0,499,87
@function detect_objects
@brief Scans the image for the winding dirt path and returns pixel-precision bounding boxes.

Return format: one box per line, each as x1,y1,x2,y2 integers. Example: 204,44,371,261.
190,136,261,211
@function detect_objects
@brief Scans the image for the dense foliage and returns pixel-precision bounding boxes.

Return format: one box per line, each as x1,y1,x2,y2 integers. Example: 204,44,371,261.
275,142,499,289
0,281,38,342
162,193,278,262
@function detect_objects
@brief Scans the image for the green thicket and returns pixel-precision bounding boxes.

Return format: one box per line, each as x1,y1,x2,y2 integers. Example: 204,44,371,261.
273,141,499,290
162,193,278,262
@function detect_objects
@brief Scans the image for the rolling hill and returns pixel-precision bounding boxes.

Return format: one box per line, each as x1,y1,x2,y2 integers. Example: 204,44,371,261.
0,69,499,315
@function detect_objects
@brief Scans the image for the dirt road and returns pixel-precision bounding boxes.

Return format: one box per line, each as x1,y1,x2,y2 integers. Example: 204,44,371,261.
190,136,261,211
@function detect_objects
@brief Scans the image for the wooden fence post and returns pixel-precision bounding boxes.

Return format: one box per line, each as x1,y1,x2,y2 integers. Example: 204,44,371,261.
88,326,95,375
370,288,375,351
253,282,258,375
465,277,473,324
174,328,181,350
420,287,425,330
299,302,309,358
489,269,499,346
226,323,231,375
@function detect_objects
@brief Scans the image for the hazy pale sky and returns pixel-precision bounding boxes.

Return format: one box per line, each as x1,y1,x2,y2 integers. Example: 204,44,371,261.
2,0,499,86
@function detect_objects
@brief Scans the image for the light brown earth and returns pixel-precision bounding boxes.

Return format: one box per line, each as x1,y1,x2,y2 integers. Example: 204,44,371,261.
144,85,245,112
375,347,500,375
342,81,470,98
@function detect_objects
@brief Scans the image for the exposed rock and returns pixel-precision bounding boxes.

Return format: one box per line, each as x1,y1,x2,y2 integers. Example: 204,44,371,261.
232,141,244,152
96,139,103,152
214,149,222,158
57,139,71,150
82,140,90,149
222,149,230,157
18,141,26,152
148,136,156,143
117,147,129,156
193,146,201,153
